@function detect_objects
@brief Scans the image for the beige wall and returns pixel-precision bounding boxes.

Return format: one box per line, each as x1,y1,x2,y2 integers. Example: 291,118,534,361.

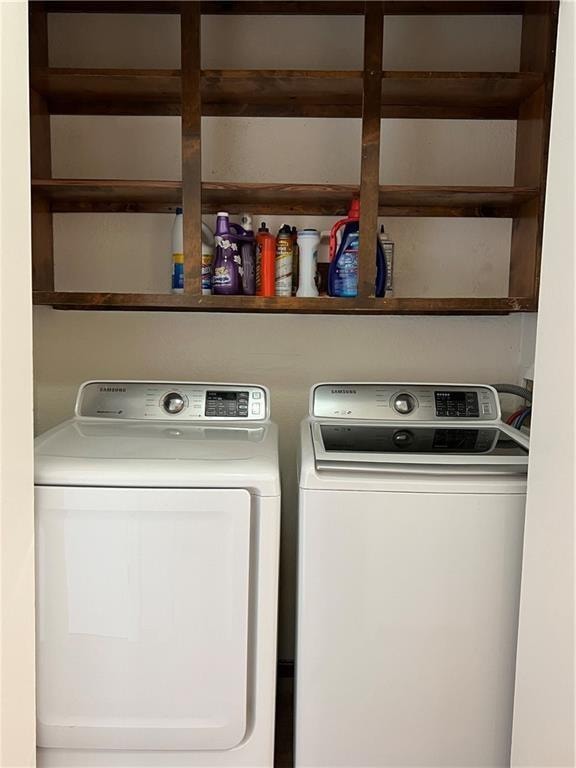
511,1,576,763
0,1,36,765
35,12,535,656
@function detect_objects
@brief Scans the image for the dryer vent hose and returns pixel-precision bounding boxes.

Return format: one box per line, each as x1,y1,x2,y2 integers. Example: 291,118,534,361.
492,383,533,402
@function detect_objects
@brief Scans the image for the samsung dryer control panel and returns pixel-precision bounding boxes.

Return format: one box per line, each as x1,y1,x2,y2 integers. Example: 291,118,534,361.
76,381,269,421
312,383,500,422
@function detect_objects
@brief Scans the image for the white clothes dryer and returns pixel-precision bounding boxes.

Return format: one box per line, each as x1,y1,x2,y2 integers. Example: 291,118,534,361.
35,381,280,768
295,383,529,768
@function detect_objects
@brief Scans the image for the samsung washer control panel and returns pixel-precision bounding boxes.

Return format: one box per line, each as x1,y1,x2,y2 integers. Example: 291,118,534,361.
76,381,269,421
312,383,500,422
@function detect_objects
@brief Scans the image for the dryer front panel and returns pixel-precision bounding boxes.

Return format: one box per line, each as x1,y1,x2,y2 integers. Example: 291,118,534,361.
35,486,251,751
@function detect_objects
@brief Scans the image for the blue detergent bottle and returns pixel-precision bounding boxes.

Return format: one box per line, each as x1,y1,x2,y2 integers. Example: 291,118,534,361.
328,198,386,297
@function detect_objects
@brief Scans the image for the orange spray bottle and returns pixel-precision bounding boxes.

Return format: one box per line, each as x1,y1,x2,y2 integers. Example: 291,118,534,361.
256,222,276,297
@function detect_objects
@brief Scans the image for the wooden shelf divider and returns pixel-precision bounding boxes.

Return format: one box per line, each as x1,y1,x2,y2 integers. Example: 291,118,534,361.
181,3,203,297
509,1,558,299
29,4,54,292
358,2,384,299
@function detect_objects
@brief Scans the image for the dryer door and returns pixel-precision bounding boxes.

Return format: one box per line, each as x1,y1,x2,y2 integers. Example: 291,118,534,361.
35,486,251,751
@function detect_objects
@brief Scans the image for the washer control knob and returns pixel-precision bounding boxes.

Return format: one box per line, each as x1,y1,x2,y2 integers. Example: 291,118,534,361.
162,392,185,414
394,393,416,415
393,430,414,448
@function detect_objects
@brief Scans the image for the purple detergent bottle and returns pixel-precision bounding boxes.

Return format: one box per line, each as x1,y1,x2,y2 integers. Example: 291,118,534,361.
212,211,242,295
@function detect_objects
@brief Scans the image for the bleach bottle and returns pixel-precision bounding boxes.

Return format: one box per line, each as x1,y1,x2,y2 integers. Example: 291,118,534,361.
328,199,386,298
171,208,215,294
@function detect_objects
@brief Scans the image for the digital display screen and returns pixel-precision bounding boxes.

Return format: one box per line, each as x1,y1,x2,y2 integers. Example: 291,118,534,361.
437,392,466,402
208,392,238,401
320,425,528,456
205,391,249,417
435,390,479,417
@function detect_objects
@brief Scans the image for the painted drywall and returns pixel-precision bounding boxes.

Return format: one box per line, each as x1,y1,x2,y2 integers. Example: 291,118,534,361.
511,1,575,763
0,1,36,765
35,12,536,657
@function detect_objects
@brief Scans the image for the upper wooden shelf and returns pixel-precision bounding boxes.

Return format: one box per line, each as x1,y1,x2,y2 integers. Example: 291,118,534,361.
32,179,538,217
31,68,544,119
43,2,528,16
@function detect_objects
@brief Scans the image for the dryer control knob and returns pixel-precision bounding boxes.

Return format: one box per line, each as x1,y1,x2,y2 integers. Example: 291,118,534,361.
394,393,416,415
163,392,185,414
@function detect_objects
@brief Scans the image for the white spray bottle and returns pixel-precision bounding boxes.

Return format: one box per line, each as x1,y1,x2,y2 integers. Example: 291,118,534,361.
296,229,320,297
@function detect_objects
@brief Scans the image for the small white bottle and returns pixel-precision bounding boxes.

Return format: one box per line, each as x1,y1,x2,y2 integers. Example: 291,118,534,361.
379,224,394,295
296,229,320,297
171,207,184,294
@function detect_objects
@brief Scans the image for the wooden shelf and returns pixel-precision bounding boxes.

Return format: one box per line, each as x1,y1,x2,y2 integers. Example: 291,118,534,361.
43,2,528,17
32,293,536,315
29,1,558,315
202,183,539,216
32,179,182,212
31,68,182,117
32,179,539,217
379,71,543,119
31,68,543,119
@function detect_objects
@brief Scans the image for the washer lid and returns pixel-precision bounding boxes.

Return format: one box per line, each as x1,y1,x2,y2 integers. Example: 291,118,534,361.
35,420,280,495
312,422,529,473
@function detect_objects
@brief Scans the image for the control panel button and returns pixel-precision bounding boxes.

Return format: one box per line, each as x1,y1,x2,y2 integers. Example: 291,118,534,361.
251,403,261,416
393,430,414,448
394,393,416,415
252,391,262,399
162,392,186,414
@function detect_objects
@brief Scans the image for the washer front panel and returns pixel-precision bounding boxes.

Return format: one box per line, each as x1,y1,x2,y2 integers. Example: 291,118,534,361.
76,381,269,422
312,383,500,422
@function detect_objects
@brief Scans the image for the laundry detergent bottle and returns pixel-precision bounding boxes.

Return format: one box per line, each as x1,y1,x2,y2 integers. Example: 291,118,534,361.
212,212,242,295
328,199,386,298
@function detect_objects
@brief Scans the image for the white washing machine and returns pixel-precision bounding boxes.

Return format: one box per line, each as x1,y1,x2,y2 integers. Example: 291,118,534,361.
35,381,280,768
295,383,530,768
